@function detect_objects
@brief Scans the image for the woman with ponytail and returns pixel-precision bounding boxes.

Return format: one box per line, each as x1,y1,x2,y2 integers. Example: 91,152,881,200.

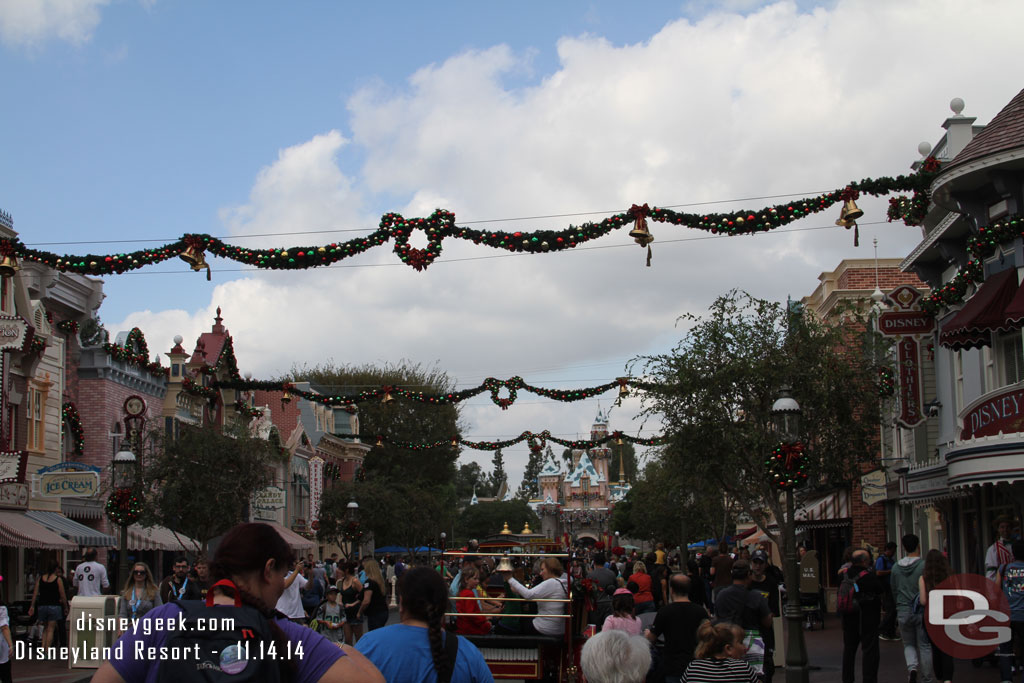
356,567,494,682
682,621,758,683
93,522,383,683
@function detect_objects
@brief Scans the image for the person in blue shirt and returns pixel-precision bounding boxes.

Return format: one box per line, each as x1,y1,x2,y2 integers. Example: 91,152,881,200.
357,566,493,683
997,540,1024,683
874,542,898,640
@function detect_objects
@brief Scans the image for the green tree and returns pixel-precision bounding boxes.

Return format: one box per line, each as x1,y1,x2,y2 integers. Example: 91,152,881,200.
457,500,540,542
634,291,882,617
288,361,463,488
455,461,490,500
291,361,463,552
488,449,507,497
607,440,638,484
516,445,547,500
141,424,286,557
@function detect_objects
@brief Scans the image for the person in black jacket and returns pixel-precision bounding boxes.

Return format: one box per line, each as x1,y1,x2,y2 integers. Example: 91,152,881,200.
840,549,884,683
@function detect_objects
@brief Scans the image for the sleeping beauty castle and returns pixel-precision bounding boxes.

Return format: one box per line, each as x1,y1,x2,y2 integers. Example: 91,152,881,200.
530,408,631,547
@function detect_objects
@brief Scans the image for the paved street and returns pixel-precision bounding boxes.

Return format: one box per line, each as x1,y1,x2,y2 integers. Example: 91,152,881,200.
11,609,1012,682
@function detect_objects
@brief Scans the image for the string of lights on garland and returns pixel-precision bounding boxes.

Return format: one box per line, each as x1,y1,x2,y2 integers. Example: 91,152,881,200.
3,164,939,277
103,327,168,378
878,367,895,397
764,442,809,490
215,376,648,409
363,429,666,452
62,402,85,455
56,320,80,335
105,487,143,526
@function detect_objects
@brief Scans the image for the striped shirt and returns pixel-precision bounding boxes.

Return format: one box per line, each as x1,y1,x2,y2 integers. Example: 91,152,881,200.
682,657,759,683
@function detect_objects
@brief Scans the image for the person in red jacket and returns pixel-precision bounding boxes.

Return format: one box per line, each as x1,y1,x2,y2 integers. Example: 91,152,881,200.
455,567,491,635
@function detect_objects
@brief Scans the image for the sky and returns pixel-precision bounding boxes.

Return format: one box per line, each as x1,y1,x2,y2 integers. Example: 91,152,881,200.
2,0,1022,492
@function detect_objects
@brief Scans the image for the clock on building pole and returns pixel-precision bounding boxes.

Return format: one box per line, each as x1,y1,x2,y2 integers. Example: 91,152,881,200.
123,396,147,455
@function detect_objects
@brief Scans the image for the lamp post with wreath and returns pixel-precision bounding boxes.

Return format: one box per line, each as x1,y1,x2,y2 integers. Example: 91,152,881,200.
770,386,810,683
107,449,141,588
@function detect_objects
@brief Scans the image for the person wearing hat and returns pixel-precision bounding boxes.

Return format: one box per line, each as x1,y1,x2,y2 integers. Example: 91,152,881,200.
986,514,1018,581
314,584,347,644
748,550,782,683
713,559,771,677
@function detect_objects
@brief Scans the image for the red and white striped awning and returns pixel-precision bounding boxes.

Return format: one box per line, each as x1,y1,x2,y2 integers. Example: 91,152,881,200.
127,524,197,552
795,489,851,523
0,511,78,550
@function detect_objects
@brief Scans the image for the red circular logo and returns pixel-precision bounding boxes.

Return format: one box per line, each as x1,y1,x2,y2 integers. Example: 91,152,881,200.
925,573,1011,659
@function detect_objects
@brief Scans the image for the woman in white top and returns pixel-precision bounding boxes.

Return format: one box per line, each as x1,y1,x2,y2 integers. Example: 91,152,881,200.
501,557,568,636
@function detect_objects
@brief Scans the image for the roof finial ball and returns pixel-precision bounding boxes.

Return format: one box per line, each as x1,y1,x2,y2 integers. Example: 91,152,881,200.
950,97,965,116
173,335,183,345
918,141,932,158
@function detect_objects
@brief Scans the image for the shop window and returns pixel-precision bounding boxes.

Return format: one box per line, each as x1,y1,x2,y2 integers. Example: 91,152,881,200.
996,331,1023,386
982,346,995,393
27,387,45,451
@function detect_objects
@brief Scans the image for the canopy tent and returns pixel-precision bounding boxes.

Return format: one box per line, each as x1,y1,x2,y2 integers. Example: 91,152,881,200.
373,546,440,554
263,521,315,552
25,510,116,547
0,511,78,550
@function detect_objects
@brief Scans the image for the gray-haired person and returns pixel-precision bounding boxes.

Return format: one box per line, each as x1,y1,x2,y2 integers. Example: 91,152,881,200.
581,629,651,683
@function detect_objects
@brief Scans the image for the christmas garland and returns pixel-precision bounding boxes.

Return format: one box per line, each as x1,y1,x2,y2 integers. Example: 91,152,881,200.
182,376,218,400
62,402,85,455
214,376,646,410
764,442,809,490
4,165,938,276
878,366,895,397
105,487,142,526
56,320,80,335
364,429,665,452
233,400,261,420
28,337,46,356
340,520,364,543
103,327,168,378
921,214,1024,314
324,462,341,480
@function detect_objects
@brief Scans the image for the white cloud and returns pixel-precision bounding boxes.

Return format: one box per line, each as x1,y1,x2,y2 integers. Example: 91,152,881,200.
0,0,108,47
111,0,1024,487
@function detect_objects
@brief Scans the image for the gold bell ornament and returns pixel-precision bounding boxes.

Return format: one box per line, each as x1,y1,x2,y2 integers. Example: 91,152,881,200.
179,238,212,281
0,253,19,278
628,204,654,267
381,390,395,405
835,189,865,247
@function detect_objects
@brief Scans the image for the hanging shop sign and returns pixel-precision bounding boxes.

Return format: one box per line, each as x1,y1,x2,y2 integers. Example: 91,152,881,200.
860,469,887,506
251,486,286,520
878,287,930,429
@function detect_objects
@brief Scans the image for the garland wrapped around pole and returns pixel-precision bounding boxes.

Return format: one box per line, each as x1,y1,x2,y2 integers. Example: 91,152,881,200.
4,163,940,277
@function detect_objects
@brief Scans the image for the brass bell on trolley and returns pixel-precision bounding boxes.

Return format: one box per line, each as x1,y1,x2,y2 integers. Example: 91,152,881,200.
495,554,514,573
499,521,512,535
520,522,532,535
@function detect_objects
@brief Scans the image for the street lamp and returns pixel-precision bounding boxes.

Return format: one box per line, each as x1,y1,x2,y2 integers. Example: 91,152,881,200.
345,500,359,560
112,449,138,589
771,386,808,683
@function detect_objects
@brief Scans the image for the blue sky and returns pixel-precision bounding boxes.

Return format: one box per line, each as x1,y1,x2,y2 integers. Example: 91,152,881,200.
3,0,1022,485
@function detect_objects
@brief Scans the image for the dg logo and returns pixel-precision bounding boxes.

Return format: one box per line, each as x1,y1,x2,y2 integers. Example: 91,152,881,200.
925,573,1011,659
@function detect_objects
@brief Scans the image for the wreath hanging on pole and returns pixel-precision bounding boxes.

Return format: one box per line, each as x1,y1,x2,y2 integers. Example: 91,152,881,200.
765,442,809,490
105,487,143,526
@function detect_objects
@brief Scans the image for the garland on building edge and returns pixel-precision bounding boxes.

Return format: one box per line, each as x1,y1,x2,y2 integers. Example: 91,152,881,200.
878,367,895,397
365,429,665,452
4,164,939,276
765,442,809,490
918,213,1024,314
56,320,80,335
28,337,46,356
103,327,168,378
106,487,143,526
62,402,85,455
233,400,262,420
182,376,218,400
215,376,648,409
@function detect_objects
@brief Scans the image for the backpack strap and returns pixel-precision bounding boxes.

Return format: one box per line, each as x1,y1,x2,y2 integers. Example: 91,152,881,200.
439,630,459,683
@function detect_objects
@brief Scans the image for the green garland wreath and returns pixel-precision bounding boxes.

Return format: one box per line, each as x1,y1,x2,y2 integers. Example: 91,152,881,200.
106,487,142,526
